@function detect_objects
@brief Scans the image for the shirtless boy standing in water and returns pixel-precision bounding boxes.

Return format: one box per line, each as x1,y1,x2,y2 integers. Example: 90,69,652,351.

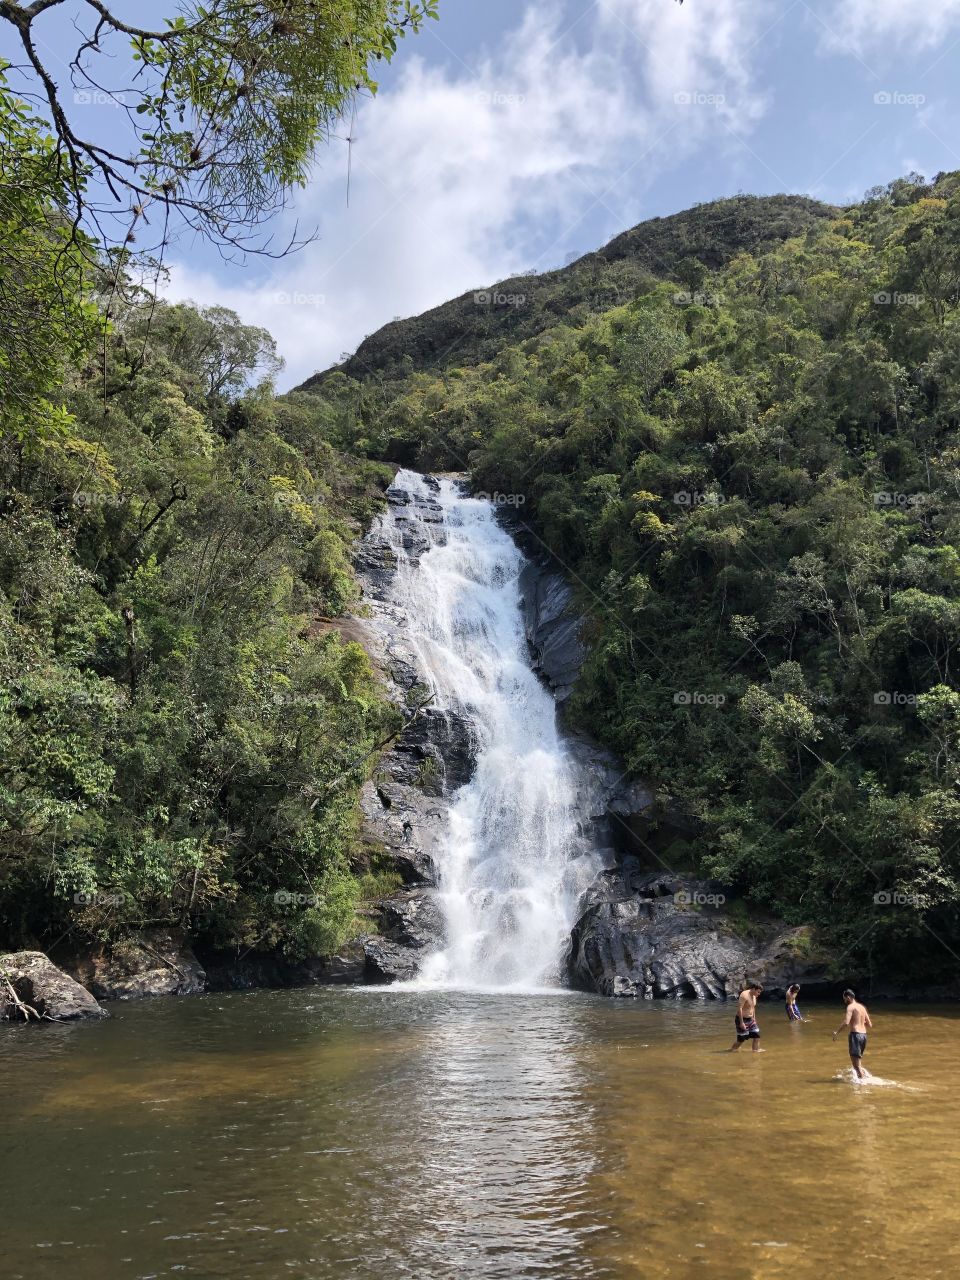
729,983,764,1053
833,990,873,1079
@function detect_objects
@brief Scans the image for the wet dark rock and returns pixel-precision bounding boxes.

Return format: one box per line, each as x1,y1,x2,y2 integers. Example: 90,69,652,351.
377,889,445,951
518,560,585,706
382,707,478,795
361,780,442,886
1,951,107,1021
569,870,834,1000
353,535,398,602
355,699,476,895
199,944,366,990
359,889,444,985
384,480,446,565
415,708,477,793
361,936,422,984
559,733,696,871
395,519,431,562
67,929,206,1000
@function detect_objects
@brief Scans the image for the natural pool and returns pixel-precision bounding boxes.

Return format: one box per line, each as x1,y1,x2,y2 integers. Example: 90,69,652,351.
2,989,958,1279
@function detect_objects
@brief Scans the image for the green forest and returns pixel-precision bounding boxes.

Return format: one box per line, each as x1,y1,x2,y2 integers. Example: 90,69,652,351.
0,72,408,964
3,9,960,984
0,0,444,970
309,172,960,984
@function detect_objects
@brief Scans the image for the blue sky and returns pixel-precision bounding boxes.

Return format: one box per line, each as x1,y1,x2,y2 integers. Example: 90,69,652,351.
5,0,960,386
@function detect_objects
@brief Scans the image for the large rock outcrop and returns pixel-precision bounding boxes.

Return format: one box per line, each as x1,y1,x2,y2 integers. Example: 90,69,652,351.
361,888,445,983
569,870,833,999
67,929,206,1000
198,945,366,991
1,951,107,1021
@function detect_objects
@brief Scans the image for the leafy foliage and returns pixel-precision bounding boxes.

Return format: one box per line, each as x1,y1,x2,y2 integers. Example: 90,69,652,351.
0,87,398,958
0,0,438,252
0,66,102,442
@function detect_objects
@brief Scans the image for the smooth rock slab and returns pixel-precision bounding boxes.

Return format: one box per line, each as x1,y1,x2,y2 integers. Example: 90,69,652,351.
0,951,107,1021
518,560,586,706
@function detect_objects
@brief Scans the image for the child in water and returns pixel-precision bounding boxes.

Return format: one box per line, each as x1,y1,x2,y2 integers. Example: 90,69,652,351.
785,983,807,1022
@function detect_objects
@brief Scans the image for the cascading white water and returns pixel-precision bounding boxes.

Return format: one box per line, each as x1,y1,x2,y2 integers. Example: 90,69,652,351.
381,469,601,990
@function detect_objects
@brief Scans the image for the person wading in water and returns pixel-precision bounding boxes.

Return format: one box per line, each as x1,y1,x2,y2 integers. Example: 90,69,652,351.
833,990,873,1079
728,982,764,1053
785,983,807,1022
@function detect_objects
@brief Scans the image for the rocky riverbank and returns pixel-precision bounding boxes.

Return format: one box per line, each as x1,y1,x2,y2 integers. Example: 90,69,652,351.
567,869,834,1000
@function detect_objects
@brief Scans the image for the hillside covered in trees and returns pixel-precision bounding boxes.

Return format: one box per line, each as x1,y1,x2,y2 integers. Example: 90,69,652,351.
0,75,412,965
301,194,836,386
0,0,443,971
0,275,405,960
302,173,960,985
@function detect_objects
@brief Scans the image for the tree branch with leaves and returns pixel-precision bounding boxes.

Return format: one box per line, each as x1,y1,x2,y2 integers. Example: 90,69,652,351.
0,0,438,256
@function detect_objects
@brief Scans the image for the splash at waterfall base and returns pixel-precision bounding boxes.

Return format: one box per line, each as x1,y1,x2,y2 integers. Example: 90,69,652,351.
353,471,835,1001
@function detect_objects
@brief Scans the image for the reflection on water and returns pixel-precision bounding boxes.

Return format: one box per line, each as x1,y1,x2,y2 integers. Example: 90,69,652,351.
2,990,959,1279
405,1000,602,1276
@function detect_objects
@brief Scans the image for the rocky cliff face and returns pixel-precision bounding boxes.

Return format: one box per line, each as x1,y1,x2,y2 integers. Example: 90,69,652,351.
517,558,586,708
349,475,459,982
567,870,833,1000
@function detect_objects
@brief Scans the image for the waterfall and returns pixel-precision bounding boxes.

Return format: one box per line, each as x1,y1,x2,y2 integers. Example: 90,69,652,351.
380,469,602,991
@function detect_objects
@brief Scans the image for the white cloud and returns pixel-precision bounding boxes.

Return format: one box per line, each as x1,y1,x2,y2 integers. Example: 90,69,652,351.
598,0,771,125
818,0,960,57
165,0,774,387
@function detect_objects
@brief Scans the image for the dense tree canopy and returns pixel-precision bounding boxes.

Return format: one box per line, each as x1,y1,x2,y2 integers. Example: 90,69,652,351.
0,70,101,441
0,79,402,959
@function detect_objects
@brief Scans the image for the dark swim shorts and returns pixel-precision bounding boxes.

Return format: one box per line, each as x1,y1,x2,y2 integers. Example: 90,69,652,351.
848,1031,868,1059
736,1016,760,1041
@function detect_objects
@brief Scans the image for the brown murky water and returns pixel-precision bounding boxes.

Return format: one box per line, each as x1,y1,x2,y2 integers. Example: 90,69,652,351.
1,989,958,1278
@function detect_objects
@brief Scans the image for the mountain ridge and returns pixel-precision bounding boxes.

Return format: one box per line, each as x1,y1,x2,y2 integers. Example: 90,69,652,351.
297,192,838,389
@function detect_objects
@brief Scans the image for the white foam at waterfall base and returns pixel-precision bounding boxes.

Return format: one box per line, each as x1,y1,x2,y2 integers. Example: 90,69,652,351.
382,469,602,992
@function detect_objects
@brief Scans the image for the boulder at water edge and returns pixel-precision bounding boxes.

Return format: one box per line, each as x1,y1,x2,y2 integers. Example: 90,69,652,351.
1,951,107,1021
361,887,446,983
